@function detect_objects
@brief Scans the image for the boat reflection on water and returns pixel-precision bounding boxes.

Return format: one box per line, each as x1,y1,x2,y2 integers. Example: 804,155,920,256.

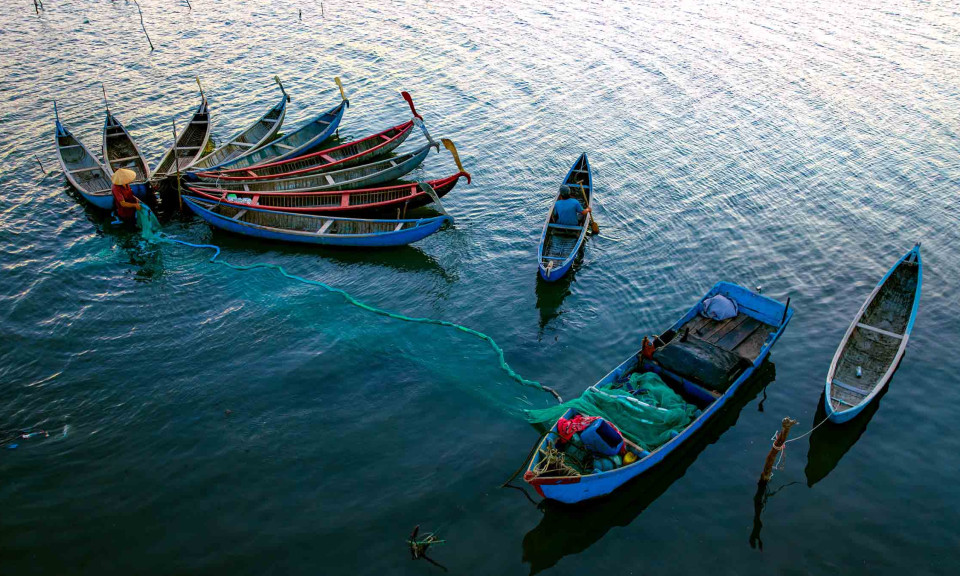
534,266,578,336
521,361,777,574
804,386,887,488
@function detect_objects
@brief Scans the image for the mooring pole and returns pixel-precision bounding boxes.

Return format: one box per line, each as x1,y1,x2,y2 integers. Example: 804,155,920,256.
760,417,797,482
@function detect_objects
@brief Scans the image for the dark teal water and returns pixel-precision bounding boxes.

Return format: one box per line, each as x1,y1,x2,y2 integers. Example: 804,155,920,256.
2,1,959,574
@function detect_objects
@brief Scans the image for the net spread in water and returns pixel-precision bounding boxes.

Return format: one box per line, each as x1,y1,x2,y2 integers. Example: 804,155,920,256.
525,372,701,451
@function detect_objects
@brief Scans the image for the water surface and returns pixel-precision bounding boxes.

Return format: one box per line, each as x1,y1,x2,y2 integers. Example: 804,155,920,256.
1,1,959,574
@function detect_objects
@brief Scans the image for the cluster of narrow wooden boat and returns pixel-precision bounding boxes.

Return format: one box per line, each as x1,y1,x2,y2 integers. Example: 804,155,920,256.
54,78,469,248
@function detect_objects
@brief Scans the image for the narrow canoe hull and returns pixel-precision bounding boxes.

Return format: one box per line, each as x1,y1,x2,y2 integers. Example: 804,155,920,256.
183,196,450,248
825,244,922,423
205,100,348,172
102,111,151,183
188,91,287,170
56,118,113,210
184,172,469,216
185,143,435,195
526,282,792,503
196,120,415,181
538,153,592,282
153,99,212,177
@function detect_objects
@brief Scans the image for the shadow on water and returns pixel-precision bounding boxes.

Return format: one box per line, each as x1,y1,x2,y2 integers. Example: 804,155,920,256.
804,386,888,488
534,270,575,336
191,222,457,281
520,361,777,575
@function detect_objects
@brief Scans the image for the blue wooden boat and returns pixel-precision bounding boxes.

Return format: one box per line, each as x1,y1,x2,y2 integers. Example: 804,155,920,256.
537,153,592,282
184,143,436,195
183,196,451,248
524,282,792,503
187,80,288,171
54,103,113,210
825,244,922,423
199,90,348,173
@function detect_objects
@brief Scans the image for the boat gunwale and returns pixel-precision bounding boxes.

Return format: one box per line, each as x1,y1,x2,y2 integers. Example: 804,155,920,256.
198,120,415,181
187,91,288,170
184,143,436,194
183,172,469,213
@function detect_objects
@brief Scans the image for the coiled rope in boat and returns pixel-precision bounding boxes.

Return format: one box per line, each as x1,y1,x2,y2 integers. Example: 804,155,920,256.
137,206,562,402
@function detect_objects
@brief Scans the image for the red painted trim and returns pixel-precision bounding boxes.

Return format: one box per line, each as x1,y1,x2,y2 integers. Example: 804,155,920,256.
525,476,582,486
184,172,469,214
197,121,414,181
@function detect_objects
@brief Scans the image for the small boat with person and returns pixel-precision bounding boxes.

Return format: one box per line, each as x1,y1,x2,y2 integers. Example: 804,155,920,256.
537,153,593,282
187,77,289,171
825,244,922,423
183,195,452,248
54,103,113,210
523,282,792,503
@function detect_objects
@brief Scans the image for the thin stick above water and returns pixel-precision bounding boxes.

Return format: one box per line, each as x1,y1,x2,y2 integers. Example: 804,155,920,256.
133,1,155,51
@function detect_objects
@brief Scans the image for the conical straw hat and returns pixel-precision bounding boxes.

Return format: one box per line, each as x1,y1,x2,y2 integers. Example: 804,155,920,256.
111,168,137,186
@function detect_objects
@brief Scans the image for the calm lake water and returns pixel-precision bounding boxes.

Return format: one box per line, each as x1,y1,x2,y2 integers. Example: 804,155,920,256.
2,0,959,574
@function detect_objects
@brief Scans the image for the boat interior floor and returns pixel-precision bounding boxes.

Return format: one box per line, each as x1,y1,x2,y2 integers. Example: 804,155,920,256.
831,260,918,407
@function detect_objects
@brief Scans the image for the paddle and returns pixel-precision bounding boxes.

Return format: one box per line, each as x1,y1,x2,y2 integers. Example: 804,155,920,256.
440,139,472,183
334,77,349,106
101,83,110,115
274,76,291,103
401,91,424,121
196,76,206,104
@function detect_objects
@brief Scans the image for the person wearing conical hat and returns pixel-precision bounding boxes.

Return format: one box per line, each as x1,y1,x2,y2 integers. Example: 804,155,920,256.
110,168,141,224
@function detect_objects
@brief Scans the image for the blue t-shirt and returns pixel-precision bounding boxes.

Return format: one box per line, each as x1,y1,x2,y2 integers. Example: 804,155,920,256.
554,197,583,226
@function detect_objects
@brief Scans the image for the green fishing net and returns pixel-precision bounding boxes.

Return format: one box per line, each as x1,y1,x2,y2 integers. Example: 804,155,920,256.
137,205,163,242
525,372,701,451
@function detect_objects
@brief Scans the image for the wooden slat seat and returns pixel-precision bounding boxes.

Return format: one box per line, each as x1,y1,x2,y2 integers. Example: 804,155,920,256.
318,219,334,234
109,155,141,163
70,166,104,174
831,379,868,396
856,322,903,340
548,223,582,231
232,209,248,220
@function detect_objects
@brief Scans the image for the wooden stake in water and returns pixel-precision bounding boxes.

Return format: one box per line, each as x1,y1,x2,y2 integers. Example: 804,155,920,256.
760,417,797,482
35,155,45,173
133,1,155,51
321,2,325,17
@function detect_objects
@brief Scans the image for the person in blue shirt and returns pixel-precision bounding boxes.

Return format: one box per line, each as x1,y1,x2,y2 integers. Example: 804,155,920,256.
553,185,591,226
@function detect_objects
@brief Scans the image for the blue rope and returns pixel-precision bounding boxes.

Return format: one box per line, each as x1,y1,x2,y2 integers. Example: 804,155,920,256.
152,233,561,401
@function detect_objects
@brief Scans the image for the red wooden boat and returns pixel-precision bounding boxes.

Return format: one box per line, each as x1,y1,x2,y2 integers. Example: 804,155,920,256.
184,171,471,215
194,92,427,182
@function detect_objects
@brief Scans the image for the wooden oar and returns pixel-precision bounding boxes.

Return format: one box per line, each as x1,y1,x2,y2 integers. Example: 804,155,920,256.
334,77,349,105
196,76,206,104
440,138,472,183
401,91,424,121
572,183,599,234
